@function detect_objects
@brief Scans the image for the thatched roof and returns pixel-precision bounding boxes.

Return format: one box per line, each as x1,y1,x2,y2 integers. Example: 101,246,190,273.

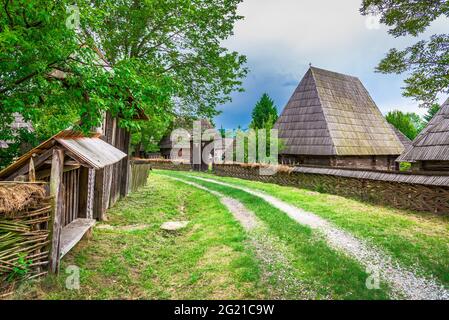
0,113,34,149
397,98,449,162
274,67,404,156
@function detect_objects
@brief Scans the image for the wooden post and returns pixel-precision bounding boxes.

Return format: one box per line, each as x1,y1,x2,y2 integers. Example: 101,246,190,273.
48,149,65,274
28,158,36,182
120,130,131,197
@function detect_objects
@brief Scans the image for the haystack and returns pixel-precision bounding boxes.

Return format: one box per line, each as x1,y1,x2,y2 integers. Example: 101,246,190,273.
0,183,46,215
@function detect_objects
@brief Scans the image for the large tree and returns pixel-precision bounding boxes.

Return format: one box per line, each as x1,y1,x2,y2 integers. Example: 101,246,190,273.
385,110,424,140
250,93,278,130
423,103,441,123
0,0,247,166
360,1,449,108
78,0,247,119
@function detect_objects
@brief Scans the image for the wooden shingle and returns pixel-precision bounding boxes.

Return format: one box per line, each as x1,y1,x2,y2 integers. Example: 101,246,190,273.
275,67,405,156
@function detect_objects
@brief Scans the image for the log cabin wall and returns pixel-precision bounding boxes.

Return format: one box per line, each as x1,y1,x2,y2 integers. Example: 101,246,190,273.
421,161,449,172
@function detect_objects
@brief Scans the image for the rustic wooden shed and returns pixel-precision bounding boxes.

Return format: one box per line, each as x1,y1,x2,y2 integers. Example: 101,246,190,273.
93,109,148,221
274,67,405,170
397,98,449,172
0,130,126,272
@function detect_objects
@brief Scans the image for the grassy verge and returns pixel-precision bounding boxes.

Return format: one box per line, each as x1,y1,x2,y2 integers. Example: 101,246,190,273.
159,170,391,299
167,170,449,288
12,174,265,300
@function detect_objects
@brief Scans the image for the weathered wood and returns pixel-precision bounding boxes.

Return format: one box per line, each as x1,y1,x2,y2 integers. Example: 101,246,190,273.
87,169,95,219
59,218,95,259
28,158,36,182
48,149,65,274
35,164,80,180
93,168,105,220
120,130,131,197
7,148,54,181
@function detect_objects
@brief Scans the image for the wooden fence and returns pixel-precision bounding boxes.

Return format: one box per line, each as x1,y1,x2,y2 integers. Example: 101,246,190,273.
129,160,152,192
143,159,449,215
0,182,51,296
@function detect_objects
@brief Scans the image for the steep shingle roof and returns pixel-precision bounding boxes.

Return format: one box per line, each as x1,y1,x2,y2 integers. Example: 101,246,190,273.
389,124,412,150
397,98,449,162
274,67,405,156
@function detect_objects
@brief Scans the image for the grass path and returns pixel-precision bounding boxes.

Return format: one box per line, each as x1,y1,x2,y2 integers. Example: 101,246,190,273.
158,170,449,300
160,170,449,288
13,175,268,300
157,171,391,299
165,176,314,299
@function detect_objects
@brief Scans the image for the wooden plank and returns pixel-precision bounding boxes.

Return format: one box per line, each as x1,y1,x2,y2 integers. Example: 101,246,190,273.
59,218,95,258
87,169,95,219
34,164,80,180
74,169,79,220
7,148,54,181
93,168,105,220
120,130,131,197
28,158,36,182
78,167,89,219
48,149,65,274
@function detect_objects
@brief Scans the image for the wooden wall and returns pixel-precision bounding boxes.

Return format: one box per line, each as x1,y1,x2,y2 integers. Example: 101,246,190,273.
94,112,131,220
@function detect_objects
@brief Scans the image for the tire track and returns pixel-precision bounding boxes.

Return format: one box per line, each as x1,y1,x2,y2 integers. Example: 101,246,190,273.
164,175,315,299
184,175,449,300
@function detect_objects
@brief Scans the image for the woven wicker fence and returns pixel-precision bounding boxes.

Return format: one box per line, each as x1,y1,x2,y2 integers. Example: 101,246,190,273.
213,164,449,215
0,182,51,297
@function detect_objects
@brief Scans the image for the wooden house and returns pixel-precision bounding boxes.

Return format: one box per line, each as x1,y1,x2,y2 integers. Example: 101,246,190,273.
159,119,218,171
397,98,449,172
0,130,126,272
274,67,405,170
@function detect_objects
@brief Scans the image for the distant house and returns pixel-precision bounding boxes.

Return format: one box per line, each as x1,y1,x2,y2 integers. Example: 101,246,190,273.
397,98,449,172
159,119,220,170
274,67,406,171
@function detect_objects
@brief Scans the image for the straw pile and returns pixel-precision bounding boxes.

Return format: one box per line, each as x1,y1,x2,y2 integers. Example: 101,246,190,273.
0,184,46,216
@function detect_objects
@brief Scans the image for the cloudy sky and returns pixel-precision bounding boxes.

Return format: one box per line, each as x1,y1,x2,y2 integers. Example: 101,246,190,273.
214,0,448,129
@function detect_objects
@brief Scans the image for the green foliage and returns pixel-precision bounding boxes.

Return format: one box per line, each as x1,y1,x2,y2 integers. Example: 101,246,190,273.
7,253,32,282
250,93,278,130
1,0,247,166
385,110,424,140
399,162,412,172
360,1,449,108
423,103,441,123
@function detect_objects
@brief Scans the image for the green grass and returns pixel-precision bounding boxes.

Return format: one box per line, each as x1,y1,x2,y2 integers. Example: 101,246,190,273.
159,170,391,299
13,174,265,300
165,170,449,288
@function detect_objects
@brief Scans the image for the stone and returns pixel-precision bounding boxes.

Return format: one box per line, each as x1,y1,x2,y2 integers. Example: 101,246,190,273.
160,221,189,231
